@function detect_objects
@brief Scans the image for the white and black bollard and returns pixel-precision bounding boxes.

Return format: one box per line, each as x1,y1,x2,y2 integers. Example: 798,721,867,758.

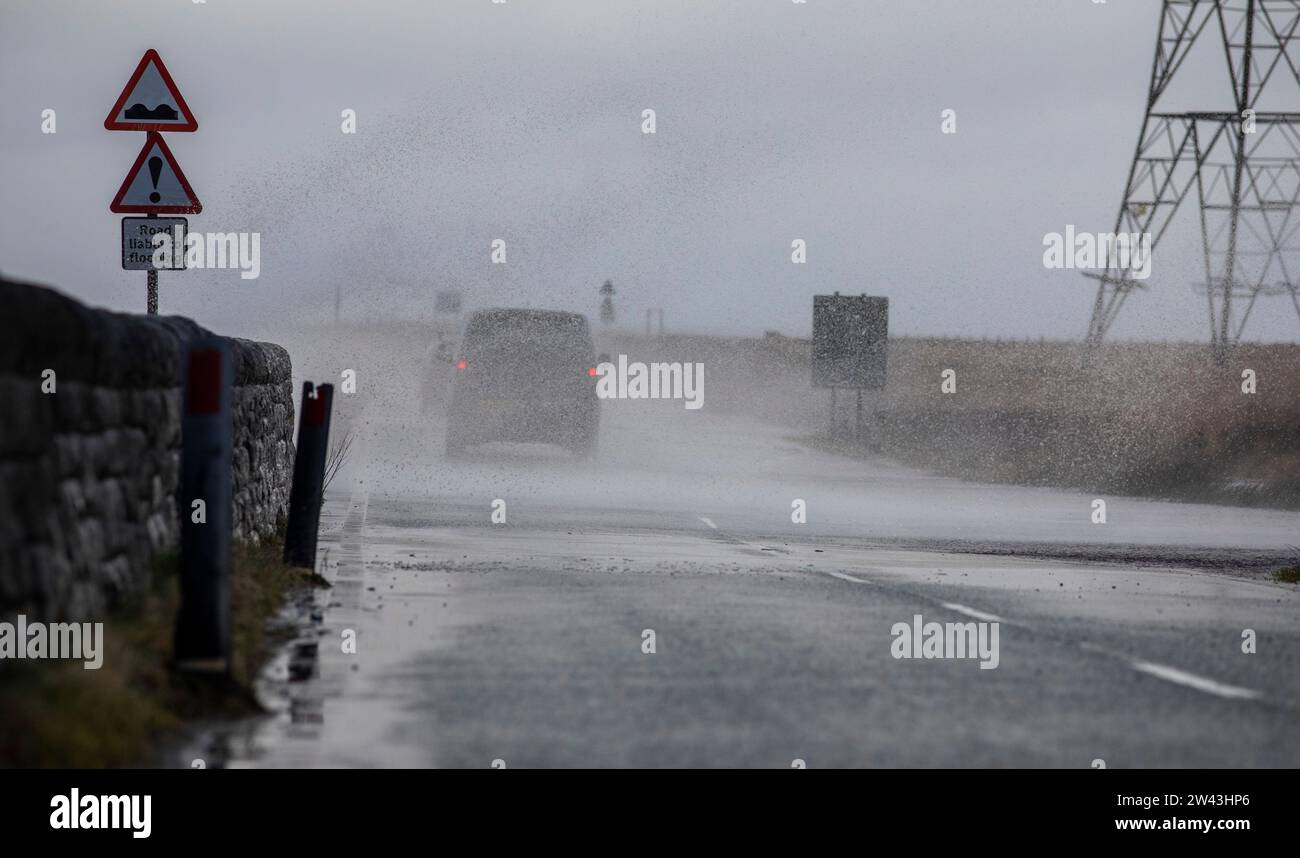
175,339,233,672
284,382,333,568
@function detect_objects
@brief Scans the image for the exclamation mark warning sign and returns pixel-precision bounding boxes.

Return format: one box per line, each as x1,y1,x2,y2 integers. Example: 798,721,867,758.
148,156,163,203
110,131,202,214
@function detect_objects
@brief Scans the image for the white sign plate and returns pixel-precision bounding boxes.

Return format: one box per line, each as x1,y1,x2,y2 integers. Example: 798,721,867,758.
121,217,187,270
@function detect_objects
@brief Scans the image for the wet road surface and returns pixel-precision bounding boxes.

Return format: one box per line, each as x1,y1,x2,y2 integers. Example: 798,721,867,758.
217,402,1300,768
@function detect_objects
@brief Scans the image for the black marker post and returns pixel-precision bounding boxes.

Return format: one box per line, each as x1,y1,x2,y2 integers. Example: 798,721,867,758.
175,339,233,672
284,382,334,568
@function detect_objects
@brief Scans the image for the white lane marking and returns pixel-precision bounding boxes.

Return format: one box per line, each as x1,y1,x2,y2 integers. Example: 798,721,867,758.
699,517,718,529
1130,660,1262,701
827,570,870,585
817,561,1265,704
941,602,1002,623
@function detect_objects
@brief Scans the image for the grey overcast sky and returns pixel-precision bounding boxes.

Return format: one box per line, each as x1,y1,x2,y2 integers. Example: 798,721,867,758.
1,1,1296,342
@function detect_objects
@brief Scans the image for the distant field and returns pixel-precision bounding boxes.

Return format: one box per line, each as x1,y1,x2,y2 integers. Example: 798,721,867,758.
260,321,1300,510
607,332,1300,510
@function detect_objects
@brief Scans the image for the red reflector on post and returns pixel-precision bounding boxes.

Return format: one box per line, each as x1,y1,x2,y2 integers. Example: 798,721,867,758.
457,360,467,370
304,389,327,425
187,349,222,415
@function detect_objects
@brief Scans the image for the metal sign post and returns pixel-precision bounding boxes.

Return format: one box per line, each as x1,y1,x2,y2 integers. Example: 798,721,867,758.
105,50,200,315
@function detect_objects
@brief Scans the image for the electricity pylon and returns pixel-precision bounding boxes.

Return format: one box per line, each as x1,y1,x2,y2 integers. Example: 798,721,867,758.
1086,0,1300,361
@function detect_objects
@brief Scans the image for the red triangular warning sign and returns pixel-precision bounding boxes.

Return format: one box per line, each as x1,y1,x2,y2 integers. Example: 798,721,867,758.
110,132,202,214
104,49,198,132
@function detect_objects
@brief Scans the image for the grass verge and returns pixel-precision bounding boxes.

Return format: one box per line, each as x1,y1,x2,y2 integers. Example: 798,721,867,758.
0,535,327,768
1273,564,1300,584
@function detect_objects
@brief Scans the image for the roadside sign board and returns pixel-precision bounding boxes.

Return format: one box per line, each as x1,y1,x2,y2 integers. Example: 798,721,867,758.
110,132,202,214
435,290,463,314
104,49,198,132
812,294,889,389
122,217,187,270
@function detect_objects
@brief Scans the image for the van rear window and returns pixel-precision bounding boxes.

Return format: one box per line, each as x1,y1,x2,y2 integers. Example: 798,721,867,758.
466,312,591,356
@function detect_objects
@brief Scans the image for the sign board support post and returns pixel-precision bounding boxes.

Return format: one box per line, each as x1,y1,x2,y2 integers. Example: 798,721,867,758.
146,212,158,315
